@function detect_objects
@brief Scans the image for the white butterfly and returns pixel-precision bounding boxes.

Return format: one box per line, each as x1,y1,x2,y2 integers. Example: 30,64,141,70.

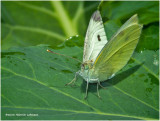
65,10,142,99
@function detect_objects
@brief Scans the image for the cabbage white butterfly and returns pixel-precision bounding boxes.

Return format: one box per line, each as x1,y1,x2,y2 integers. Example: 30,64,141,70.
66,10,143,99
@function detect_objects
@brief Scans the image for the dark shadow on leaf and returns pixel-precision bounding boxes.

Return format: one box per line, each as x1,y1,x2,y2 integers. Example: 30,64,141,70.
81,63,143,93
1,52,25,58
104,63,143,87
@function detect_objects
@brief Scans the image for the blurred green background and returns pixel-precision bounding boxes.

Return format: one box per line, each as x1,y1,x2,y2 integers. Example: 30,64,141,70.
2,1,98,50
1,1,159,120
2,1,159,51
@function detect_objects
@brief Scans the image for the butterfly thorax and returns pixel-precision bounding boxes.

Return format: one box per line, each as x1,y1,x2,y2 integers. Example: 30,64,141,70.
79,60,98,83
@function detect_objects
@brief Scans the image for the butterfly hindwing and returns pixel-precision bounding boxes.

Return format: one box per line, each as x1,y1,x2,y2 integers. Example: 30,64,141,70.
83,10,108,63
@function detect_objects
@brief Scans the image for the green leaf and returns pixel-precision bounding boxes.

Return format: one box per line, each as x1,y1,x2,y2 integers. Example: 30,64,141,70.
102,1,159,52
1,43,159,120
1,1,99,50
136,23,159,51
104,20,121,40
100,1,159,25
100,1,159,52
104,21,159,52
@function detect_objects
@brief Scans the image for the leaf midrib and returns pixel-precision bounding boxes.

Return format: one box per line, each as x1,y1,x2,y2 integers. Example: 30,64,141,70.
51,1,78,37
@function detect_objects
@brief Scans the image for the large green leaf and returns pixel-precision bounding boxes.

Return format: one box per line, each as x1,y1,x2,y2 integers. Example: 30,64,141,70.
1,43,159,120
1,1,159,120
1,1,98,50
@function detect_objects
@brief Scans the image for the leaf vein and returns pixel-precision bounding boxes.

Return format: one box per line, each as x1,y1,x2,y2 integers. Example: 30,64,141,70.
2,106,157,120
3,24,65,41
16,88,50,106
16,2,57,18
1,95,16,106
131,57,158,79
113,85,159,111
1,67,100,113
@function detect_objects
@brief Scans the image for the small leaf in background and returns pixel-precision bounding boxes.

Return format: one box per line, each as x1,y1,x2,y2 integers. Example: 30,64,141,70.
100,1,159,25
101,1,159,52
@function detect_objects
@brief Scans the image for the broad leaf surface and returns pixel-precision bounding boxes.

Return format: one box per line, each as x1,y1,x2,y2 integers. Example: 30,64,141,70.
1,42,159,120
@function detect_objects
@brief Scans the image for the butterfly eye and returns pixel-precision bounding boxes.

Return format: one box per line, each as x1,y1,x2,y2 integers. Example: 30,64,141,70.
97,35,101,41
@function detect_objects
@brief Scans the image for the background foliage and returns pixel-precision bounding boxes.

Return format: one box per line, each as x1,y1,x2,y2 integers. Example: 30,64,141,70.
1,1,159,120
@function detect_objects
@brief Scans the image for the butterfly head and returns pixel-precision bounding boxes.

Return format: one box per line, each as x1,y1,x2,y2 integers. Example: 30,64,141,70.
81,60,93,71
81,63,89,70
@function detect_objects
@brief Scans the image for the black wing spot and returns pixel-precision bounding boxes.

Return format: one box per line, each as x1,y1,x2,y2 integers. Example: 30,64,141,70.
97,35,101,41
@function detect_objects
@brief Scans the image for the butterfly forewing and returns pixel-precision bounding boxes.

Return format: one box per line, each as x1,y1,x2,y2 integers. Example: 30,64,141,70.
110,14,139,41
118,14,138,32
83,10,108,63
93,15,142,81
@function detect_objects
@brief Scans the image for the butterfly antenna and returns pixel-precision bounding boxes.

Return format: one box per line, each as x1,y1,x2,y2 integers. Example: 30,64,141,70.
47,49,82,63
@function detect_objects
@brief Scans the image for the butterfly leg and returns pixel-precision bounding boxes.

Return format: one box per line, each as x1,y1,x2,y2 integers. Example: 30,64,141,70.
65,71,79,86
99,83,107,89
97,83,101,98
98,80,106,89
84,80,89,99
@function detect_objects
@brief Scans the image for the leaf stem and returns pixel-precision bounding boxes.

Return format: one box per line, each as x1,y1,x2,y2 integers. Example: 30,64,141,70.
51,1,78,37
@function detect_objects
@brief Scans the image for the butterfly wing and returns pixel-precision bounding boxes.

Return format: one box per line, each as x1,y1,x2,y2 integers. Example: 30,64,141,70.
93,14,143,81
111,14,138,40
83,10,108,63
